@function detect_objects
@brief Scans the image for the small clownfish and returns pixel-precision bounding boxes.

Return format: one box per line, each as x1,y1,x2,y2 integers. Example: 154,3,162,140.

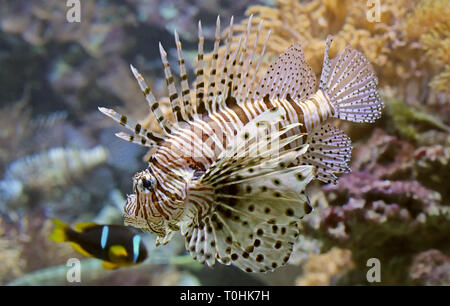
50,219,148,269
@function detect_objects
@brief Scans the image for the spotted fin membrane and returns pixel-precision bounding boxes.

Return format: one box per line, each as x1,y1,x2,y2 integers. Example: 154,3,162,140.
298,124,352,184
249,41,353,184
319,36,384,123
180,108,316,272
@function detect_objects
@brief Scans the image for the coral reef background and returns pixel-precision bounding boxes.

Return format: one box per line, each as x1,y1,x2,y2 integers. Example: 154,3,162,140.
0,0,448,285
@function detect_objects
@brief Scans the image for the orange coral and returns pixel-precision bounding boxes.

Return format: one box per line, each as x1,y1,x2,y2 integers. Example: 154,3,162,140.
295,247,354,286
406,0,450,93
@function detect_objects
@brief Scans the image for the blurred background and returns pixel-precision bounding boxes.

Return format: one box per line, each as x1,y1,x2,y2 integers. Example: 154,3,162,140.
0,0,449,285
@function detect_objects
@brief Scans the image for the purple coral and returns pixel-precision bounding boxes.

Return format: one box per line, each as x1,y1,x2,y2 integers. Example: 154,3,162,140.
410,250,450,286
303,129,450,284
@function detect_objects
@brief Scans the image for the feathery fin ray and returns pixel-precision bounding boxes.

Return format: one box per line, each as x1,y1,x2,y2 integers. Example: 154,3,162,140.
298,124,351,184
180,108,315,272
319,36,384,123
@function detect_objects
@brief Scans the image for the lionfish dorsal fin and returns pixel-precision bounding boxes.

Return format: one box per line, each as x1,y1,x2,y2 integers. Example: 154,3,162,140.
159,42,187,123
318,35,333,91
255,43,317,101
240,21,271,102
232,14,254,102
193,15,271,114
215,17,242,111
174,30,194,122
129,64,174,135
201,15,222,115
98,107,164,146
194,20,206,116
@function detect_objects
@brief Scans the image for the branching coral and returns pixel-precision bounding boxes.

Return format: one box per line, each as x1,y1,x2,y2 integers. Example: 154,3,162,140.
409,249,450,285
295,247,354,286
406,0,450,93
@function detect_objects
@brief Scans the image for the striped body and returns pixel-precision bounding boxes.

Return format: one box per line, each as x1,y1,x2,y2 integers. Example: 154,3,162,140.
158,90,335,163
123,90,337,238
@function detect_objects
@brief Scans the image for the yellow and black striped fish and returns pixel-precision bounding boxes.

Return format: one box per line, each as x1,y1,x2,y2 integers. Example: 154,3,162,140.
50,219,148,269
99,16,383,273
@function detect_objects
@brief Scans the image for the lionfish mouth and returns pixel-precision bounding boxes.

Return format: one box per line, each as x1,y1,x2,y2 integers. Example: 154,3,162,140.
123,193,168,237
124,166,188,243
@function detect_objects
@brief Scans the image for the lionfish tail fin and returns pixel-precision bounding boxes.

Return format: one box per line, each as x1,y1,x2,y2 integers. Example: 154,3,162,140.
319,36,384,123
300,124,351,184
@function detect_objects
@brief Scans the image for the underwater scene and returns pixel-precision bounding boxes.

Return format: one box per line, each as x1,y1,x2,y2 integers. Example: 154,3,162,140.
0,0,449,286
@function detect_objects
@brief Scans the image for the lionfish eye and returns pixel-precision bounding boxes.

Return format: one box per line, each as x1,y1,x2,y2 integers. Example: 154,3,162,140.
142,178,154,190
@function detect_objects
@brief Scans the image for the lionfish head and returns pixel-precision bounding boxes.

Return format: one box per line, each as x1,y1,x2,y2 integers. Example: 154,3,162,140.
123,166,187,244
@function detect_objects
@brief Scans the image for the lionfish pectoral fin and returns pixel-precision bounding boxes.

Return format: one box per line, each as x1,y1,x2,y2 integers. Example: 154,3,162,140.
156,230,176,246
299,124,352,184
318,36,384,123
202,107,290,184
129,64,174,135
115,132,156,148
188,162,315,273
182,108,316,272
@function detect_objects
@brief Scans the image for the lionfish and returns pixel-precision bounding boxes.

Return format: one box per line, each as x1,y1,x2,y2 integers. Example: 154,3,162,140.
99,16,383,272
